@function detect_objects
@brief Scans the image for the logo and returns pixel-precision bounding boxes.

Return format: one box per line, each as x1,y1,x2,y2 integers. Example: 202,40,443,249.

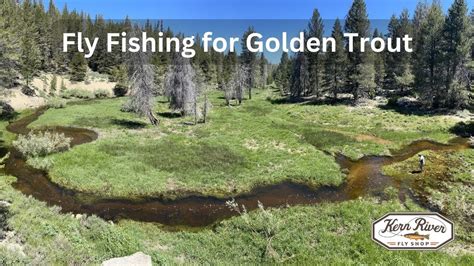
372,212,454,250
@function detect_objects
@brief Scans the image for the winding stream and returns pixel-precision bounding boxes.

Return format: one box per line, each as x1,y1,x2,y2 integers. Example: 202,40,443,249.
0,108,470,227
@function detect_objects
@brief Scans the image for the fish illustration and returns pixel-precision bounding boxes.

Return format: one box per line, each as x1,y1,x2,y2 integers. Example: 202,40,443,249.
404,232,430,241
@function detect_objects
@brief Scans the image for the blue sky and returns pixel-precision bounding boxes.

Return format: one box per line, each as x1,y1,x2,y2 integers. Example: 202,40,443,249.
55,0,473,19
54,0,473,62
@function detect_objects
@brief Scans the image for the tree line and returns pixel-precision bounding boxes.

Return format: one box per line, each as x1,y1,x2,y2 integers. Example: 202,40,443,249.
274,0,473,109
0,0,268,93
0,0,472,122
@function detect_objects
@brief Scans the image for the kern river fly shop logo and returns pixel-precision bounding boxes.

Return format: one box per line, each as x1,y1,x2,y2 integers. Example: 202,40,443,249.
372,212,454,250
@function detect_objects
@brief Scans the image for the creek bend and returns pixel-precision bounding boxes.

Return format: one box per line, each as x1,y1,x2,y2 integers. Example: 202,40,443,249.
0,108,470,227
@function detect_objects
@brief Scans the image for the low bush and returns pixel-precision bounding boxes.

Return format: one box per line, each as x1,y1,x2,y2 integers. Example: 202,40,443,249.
27,157,54,170
21,85,36,96
46,98,67,109
13,131,71,158
94,89,111,99
120,100,134,112
60,89,95,99
0,101,15,119
113,84,128,97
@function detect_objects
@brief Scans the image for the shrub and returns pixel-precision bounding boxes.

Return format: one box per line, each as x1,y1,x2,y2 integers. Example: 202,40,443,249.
120,100,134,112
60,79,67,91
94,89,111,99
27,157,54,170
113,84,128,97
60,89,94,99
13,131,71,158
50,75,57,95
0,101,15,120
21,85,36,96
46,98,67,109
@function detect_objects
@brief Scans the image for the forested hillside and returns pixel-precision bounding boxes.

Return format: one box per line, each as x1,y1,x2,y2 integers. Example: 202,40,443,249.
1,0,472,114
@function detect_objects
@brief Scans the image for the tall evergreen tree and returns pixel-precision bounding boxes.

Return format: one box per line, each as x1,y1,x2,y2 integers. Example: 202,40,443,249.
241,26,258,99
414,1,446,107
385,10,414,93
372,29,386,91
275,52,291,96
20,0,41,86
344,0,375,101
69,53,87,82
290,53,309,98
0,0,22,88
324,19,347,99
442,0,471,108
306,9,324,97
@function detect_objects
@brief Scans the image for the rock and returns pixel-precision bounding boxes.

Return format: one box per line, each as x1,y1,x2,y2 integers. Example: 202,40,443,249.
102,252,152,266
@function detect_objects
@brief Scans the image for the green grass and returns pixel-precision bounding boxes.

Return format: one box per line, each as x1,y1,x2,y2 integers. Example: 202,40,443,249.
1,175,472,264
2,90,472,264
26,91,463,198
383,148,474,241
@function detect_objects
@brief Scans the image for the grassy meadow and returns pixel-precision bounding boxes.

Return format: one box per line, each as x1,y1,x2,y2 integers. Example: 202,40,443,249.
26,90,463,198
1,89,472,264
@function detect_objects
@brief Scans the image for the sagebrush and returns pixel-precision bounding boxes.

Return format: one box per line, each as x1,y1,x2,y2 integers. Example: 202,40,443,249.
13,131,71,158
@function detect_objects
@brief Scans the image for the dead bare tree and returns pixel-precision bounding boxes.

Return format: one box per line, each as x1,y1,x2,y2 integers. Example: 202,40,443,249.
164,53,198,116
126,31,159,125
224,64,247,106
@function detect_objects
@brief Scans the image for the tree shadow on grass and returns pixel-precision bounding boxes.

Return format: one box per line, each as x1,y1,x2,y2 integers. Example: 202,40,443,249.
111,119,148,129
158,112,183,119
302,97,353,106
379,102,462,117
268,97,307,105
268,95,353,106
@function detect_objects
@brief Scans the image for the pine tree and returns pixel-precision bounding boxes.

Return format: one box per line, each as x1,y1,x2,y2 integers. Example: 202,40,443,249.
372,29,385,91
324,19,346,99
275,52,291,96
50,75,57,95
69,53,87,82
306,9,324,97
223,51,238,84
344,0,374,101
290,53,309,98
20,34,41,86
0,0,22,88
442,0,471,108
384,15,400,90
414,1,446,107
385,10,413,93
470,9,474,60
241,27,258,99
19,0,41,86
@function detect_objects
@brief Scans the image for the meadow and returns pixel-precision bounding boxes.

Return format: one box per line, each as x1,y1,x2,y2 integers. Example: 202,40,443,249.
1,90,472,264
26,91,463,199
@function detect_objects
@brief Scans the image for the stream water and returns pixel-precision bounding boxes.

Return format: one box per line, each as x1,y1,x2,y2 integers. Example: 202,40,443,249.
0,108,470,227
